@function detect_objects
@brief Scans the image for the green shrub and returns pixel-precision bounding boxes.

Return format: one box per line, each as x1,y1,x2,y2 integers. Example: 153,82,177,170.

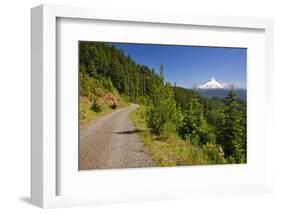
91,98,102,112
160,122,177,139
146,81,183,135
185,134,200,146
109,101,117,109
202,143,225,164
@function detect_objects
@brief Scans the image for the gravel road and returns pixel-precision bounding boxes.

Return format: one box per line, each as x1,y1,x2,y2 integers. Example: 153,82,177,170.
79,104,155,170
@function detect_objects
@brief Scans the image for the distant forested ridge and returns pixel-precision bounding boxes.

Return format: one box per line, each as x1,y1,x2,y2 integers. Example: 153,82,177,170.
79,41,247,164
196,88,246,101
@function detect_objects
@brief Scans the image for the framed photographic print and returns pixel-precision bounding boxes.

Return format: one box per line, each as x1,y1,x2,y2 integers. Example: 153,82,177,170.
31,4,274,208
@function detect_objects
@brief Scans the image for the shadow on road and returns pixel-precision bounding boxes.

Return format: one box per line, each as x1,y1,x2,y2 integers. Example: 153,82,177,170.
113,129,145,135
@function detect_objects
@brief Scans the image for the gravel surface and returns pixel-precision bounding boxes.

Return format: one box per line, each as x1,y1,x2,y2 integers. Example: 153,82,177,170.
79,104,155,170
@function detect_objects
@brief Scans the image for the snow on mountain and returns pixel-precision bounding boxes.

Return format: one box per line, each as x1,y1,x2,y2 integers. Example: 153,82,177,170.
198,77,227,89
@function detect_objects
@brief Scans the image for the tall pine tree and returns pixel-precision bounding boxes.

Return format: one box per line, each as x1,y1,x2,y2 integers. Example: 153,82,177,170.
179,97,215,145
146,65,183,135
217,90,246,163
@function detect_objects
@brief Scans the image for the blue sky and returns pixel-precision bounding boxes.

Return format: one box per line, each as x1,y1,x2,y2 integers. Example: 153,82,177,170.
114,43,247,89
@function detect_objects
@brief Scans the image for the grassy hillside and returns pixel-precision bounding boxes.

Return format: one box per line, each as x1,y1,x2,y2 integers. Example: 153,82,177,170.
79,71,128,126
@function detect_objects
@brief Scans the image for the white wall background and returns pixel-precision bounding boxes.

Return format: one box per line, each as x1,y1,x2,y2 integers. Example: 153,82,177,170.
0,0,280,212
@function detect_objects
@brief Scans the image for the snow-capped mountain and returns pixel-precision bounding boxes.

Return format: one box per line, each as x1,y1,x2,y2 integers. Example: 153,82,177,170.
191,77,246,100
198,77,228,89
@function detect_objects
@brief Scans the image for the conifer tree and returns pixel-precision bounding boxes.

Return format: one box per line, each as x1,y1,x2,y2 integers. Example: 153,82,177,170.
217,90,246,163
89,61,97,77
179,97,214,145
146,65,183,135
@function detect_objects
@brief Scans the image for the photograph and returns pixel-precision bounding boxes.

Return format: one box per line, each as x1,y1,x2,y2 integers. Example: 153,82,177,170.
79,41,247,170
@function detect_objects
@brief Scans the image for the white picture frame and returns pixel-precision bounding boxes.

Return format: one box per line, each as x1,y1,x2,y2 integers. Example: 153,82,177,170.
31,4,274,208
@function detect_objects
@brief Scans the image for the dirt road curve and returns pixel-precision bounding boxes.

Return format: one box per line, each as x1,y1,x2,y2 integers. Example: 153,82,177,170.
79,104,154,170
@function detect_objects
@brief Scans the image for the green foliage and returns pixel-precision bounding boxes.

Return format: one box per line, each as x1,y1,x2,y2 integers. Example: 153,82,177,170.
79,65,88,96
79,41,163,102
146,84,183,134
101,77,115,92
145,67,183,135
160,122,177,139
79,68,97,97
202,143,225,164
173,86,200,109
203,97,226,127
179,98,202,142
179,97,215,145
217,90,246,163
131,106,225,166
91,98,101,112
